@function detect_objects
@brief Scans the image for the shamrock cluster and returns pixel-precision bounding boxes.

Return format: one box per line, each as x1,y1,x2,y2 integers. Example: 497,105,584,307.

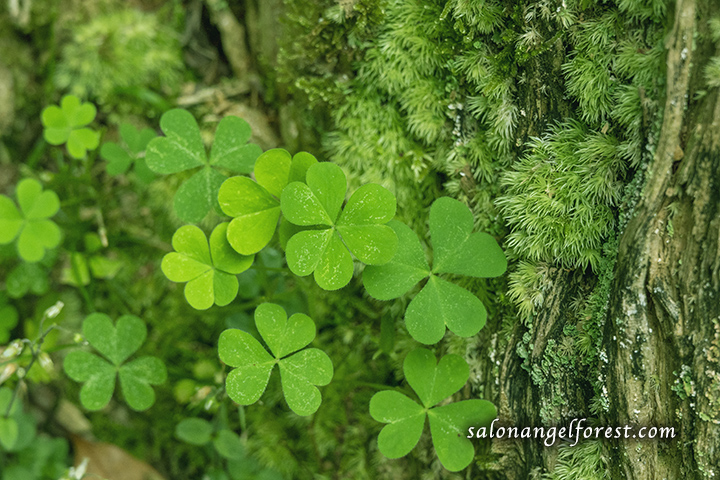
25,103,507,474
139,107,508,472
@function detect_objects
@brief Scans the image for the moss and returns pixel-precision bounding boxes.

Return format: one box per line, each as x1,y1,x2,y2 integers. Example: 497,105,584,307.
54,8,184,115
699,317,720,424
672,365,696,401
529,337,580,423
544,440,609,480
277,0,385,109
498,121,625,271
275,0,667,473
705,17,720,88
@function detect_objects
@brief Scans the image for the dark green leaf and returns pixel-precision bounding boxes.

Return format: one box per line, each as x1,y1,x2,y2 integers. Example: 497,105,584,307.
174,167,226,223
118,356,167,411
220,304,333,415
63,351,116,411
430,197,507,277
369,390,425,458
428,400,497,471
146,109,206,174
209,116,260,173
213,429,245,460
405,276,487,345
219,328,274,405
363,220,429,300
175,418,213,446
403,348,469,408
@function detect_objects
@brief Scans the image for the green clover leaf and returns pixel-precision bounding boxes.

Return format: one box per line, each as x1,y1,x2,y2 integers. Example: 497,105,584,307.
63,313,167,411
369,348,496,472
175,418,244,460
161,223,254,310
0,387,37,452
0,293,19,344
0,179,62,262
146,109,262,223
176,417,284,478
363,197,506,344
0,415,18,451
60,234,123,286
280,162,398,290
101,123,157,182
0,388,19,450
5,263,50,299
175,417,214,445
218,303,333,416
41,95,100,159
219,149,317,255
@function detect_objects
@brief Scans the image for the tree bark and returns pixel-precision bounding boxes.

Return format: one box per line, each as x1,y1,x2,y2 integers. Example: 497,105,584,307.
605,0,720,477
494,0,720,478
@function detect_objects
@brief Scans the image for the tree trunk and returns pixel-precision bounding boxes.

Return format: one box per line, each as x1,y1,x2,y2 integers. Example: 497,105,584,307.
495,1,720,478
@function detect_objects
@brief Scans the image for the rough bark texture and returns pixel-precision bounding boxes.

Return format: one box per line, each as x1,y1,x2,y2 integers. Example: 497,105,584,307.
494,0,720,478
489,15,595,480
605,0,720,477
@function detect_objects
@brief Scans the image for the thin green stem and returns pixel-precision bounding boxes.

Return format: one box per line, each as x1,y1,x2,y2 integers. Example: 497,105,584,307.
70,256,95,313
3,318,56,418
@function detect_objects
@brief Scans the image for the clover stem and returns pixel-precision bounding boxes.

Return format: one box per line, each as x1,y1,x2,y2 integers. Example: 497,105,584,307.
83,127,105,180
35,342,79,354
25,136,48,169
237,405,247,433
70,256,96,313
107,277,135,315
308,406,323,469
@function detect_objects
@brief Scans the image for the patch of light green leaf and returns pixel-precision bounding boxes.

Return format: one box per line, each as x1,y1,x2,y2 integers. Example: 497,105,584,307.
497,121,625,271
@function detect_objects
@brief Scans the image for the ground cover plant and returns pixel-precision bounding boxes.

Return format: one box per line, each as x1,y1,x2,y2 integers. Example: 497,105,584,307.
2,0,719,478
0,94,504,479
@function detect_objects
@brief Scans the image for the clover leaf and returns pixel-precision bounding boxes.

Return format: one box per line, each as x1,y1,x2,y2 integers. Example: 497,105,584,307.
0,387,19,450
101,123,157,182
175,417,214,445
5,263,50,298
41,95,100,159
161,223,254,310
363,197,506,344
175,418,244,460
280,162,398,290
369,348,496,472
0,387,37,452
60,252,123,287
0,293,19,344
176,417,284,479
63,313,167,411
0,179,62,262
60,233,123,286
218,303,333,416
146,109,262,223
218,149,317,255
0,416,17,451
